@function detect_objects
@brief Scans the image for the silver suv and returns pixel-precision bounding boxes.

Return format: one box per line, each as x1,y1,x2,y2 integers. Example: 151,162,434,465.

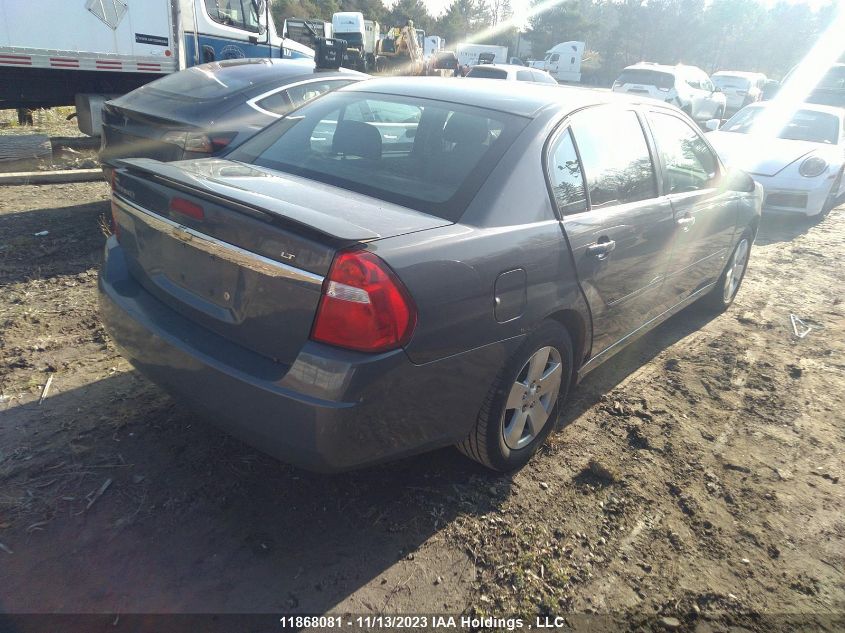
613,63,727,122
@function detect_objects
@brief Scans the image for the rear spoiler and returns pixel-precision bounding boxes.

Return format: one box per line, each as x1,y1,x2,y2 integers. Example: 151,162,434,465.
113,158,380,242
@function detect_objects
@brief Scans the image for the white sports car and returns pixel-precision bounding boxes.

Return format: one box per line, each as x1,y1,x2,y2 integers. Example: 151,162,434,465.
707,102,845,219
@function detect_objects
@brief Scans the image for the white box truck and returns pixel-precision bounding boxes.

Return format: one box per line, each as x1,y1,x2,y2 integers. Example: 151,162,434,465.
424,36,444,60
331,12,378,71
0,0,313,134
456,44,507,67
535,41,584,82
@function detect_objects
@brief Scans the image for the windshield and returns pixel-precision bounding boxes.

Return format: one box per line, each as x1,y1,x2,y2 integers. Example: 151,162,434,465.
616,69,675,90
713,75,751,89
721,107,840,144
818,66,845,91
228,91,526,220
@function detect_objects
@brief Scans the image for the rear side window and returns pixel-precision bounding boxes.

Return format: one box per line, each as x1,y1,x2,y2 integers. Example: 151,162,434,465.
647,112,718,193
256,90,290,115
516,70,533,81
570,108,657,208
228,92,526,221
547,128,587,215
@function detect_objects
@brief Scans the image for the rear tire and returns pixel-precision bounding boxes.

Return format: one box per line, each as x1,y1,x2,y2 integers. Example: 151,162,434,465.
700,229,752,312
457,321,573,471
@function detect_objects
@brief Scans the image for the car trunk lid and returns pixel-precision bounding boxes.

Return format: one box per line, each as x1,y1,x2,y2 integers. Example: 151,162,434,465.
111,158,451,364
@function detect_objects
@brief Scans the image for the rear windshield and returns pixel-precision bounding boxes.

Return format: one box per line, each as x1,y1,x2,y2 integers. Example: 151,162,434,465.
227,91,526,220
616,69,674,90
142,59,312,100
818,66,845,91
721,107,840,144
713,75,751,89
466,67,508,79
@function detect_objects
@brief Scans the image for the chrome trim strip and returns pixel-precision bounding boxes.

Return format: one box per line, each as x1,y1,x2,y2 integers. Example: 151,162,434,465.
113,196,325,286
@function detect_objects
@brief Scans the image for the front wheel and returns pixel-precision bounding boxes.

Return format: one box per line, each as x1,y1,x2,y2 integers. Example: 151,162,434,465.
700,231,752,312
457,321,573,471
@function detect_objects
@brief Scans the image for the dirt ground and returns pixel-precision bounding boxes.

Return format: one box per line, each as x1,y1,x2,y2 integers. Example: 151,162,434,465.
0,182,843,632
0,108,99,173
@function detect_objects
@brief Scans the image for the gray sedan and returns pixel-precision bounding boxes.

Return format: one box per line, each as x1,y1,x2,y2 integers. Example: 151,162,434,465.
99,78,762,472
99,58,365,174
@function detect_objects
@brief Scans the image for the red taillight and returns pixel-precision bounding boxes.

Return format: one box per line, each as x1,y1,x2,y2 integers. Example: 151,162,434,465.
311,250,417,353
169,196,205,220
209,133,236,152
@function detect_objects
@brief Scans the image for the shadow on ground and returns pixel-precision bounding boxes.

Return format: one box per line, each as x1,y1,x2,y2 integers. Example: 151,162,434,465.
0,293,724,620
0,369,500,617
0,201,109,285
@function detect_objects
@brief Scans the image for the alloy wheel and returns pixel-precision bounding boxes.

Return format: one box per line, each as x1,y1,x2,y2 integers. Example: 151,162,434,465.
502,346,563,450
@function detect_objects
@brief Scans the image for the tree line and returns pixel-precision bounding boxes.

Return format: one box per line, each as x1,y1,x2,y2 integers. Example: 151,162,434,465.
272,0,838,84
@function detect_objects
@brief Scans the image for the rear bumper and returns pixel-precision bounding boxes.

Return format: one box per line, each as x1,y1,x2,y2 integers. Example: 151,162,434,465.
98,237,516,472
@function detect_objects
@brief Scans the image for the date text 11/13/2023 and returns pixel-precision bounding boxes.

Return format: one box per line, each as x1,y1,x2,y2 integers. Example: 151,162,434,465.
278,615,583,630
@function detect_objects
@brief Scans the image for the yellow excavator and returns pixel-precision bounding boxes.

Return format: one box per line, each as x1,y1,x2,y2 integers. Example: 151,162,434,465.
374,20,425,76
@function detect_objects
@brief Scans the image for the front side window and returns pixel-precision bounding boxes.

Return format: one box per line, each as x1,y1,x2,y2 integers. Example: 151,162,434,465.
228,92,525,220
647,112,718,193
547,128,587,215
550,54,560,62
570,108,657,208
204,0,260,33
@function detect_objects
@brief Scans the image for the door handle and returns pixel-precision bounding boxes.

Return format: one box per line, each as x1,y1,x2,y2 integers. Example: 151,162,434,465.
587,239,616,258
676,216,696,230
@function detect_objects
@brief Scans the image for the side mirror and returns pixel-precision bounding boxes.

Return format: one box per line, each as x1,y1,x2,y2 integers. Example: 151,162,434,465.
725,168,756,193
704,118,721,132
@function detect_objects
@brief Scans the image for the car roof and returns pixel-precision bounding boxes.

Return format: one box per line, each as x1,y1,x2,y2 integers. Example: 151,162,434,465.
712,70,765,78
186,58,366,94
623,62,704,75
744,101,845,119
342,76,658,118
